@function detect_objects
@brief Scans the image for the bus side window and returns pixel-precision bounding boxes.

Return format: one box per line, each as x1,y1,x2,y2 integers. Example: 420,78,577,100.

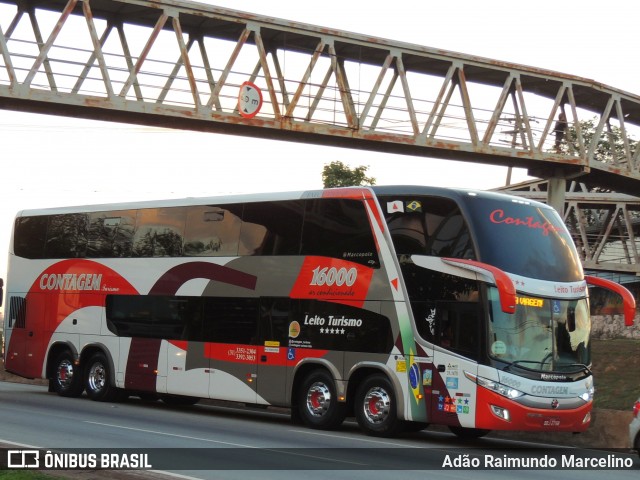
184,205,243,257
202,298,259,345
436,302,480,361
44,214,89,258
7,296,26,329
301,199,379,267
259,298,291,345
387,213,427,255
87,211,136,258
427,211,475,260
240,201,304,256
14,216,48,259
411,301,437,343
133,207,187,257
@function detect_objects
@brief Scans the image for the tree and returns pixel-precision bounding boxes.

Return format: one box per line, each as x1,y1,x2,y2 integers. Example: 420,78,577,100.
559,117,640,266
322,161,376,188
561,117,637,167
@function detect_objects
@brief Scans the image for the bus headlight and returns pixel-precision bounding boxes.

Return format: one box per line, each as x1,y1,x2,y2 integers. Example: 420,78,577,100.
490,405,511,421
580,378,594,402
465,371,524,399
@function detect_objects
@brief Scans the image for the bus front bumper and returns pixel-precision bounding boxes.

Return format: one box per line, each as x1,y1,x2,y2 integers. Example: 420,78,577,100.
474,386,592,432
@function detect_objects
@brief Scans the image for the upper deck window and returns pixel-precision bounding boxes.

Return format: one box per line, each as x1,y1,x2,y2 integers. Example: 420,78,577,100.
302,198,379,267
12,197,379,266
465,196,582,282
382,195,475,259
381,192,582,282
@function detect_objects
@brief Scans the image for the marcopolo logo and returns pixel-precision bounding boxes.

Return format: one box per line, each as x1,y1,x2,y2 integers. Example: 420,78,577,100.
39,273,103,291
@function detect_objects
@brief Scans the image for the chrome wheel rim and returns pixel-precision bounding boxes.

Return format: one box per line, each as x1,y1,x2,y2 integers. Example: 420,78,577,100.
88,362,106,392
306,382,331,417
56,359,75,389
363,386,391,424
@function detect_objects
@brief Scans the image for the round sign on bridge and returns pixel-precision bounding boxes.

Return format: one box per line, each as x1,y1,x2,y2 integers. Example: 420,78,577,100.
238,81,263,119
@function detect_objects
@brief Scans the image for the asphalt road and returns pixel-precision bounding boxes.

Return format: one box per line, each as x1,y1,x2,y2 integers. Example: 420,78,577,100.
0,381,637,480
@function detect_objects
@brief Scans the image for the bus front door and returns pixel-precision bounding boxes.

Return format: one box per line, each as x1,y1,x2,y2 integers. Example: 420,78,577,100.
430,301,481,428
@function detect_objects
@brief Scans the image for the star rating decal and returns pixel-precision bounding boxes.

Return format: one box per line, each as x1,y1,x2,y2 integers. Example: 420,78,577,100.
319,327,346,334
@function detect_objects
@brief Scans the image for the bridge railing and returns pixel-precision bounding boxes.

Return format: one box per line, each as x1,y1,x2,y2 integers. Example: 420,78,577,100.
1,0,640,192
504,183,640,274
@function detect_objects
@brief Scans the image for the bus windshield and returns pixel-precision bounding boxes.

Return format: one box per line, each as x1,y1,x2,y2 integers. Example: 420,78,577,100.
380,191,583,282
487,287,591,371
463,195,583,282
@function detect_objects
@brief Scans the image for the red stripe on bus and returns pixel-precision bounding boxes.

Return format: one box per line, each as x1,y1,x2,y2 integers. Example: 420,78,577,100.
125,338,162,392
149,261,257,295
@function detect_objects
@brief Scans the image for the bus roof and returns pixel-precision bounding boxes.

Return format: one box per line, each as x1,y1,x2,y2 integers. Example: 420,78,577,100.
15,185,549,217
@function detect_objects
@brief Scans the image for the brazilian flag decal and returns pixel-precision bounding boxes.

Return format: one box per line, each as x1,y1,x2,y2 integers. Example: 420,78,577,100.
406,200,422,212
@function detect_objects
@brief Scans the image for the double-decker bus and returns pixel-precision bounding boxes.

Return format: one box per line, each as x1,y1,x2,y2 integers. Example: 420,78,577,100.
2,186,635,437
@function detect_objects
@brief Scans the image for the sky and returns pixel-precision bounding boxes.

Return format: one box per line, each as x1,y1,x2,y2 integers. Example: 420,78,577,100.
1,0,639,313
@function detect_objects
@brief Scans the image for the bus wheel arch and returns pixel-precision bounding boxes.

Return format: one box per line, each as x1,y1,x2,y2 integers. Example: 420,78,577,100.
294,366,346,430
47,344,83,398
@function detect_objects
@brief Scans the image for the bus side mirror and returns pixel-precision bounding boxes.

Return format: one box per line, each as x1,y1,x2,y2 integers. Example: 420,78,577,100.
585,275,636,326
0,278,3,308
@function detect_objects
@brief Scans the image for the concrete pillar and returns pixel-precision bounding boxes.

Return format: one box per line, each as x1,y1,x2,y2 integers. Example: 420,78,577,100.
547,176,567,215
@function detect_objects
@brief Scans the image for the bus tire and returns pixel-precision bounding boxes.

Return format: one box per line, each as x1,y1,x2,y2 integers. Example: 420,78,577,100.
298,370,346,430
85,352,120,402
51,351,84,398
355,374,402,437
448,426,491,439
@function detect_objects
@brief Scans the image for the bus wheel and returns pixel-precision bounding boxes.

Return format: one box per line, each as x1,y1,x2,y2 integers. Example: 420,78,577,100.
85,352,120,402
298,370,346,430
51,351,83,398
448,426,491,439
355,374,402,437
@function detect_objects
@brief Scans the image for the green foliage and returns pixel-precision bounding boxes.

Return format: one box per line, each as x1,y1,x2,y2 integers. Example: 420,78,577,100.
562,117,638,168
561,117,640,233
591,339,640,410
322,161,376,188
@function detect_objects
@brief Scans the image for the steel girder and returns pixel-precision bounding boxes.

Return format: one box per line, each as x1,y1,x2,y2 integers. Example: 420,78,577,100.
0,0,640,193
503,182,640,274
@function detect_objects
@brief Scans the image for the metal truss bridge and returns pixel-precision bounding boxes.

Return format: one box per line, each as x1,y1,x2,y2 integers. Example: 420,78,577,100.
0,0,639,275
498,180,640,277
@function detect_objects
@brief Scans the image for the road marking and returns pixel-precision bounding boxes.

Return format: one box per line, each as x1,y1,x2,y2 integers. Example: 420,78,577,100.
84,421,255,448
289,428,421,448
0,438,39,448
85,421,366,466
147,471,202,480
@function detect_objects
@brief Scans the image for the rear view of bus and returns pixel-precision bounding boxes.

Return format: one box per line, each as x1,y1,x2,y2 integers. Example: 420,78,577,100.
376,186,635,436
